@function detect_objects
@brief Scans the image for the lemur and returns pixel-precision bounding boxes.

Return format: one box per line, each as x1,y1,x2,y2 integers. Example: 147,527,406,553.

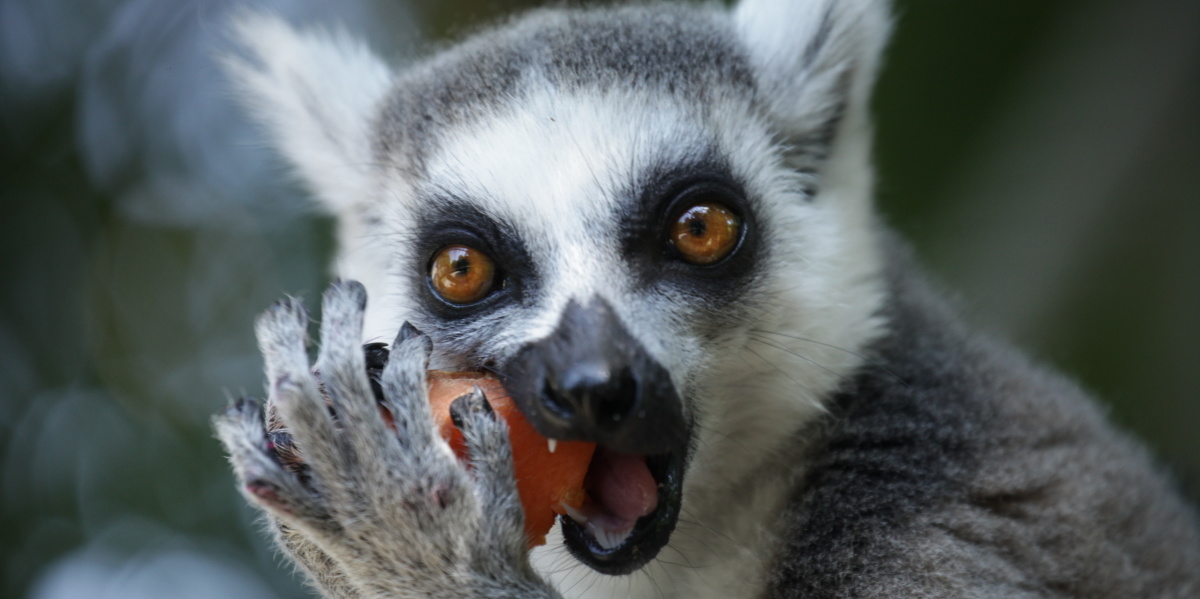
213,0,1200,597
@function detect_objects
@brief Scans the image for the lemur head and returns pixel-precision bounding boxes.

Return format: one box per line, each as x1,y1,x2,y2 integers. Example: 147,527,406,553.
230,0,890,576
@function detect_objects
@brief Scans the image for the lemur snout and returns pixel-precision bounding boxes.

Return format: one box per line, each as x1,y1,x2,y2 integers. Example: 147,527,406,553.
505,298,687,455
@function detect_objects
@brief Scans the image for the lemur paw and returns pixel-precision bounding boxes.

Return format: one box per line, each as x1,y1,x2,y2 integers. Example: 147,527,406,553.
214,281,555,598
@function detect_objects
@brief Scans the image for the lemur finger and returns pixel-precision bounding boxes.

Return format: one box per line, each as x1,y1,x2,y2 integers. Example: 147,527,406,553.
312,281,397,476
373,323,480,539
450,388,530,566
379,321,441,454
213,398,332,527
256,298,346,498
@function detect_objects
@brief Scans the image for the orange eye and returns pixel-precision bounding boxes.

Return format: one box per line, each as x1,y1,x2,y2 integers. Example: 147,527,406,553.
429,245,497,304
669,202,741,265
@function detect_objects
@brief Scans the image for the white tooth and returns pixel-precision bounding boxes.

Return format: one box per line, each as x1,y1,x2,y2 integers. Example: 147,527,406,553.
585,522,633,550
547,438,558,453
587,523,616,549
559,502,588,524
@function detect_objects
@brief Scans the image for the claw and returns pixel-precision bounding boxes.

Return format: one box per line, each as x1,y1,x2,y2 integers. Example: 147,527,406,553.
225,396,262,419
397,321,423,343
449,386,493,431
449,397,466,430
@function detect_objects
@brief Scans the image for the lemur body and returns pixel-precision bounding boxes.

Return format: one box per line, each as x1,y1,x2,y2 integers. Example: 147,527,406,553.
214,1,1200,597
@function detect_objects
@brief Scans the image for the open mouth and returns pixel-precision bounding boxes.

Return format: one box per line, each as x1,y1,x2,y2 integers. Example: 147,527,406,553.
362,341,688,573
559,447,685,575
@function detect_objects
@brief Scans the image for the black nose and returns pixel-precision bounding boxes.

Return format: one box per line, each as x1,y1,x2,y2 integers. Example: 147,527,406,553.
504,298,687,454
541,361,638,424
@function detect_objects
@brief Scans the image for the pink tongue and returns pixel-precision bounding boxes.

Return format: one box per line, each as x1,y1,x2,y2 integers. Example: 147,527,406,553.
588,450,659,524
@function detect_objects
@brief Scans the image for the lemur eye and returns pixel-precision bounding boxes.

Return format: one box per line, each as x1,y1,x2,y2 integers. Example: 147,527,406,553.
429,245,497,305
668,201,742,265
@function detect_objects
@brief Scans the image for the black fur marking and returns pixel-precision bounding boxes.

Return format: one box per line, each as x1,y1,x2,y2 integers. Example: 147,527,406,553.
408,196,541,322
616,151,765,328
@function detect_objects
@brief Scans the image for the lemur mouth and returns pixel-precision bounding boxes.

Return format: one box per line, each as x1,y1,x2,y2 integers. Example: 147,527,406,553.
491,298,691,573
560,447,685,575
363,341,685,573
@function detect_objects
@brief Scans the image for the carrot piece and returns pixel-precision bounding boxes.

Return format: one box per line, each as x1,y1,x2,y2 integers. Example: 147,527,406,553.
425,371,596,547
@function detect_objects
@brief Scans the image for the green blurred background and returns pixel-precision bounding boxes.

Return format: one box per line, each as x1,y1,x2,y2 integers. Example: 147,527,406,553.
1,0,1196,597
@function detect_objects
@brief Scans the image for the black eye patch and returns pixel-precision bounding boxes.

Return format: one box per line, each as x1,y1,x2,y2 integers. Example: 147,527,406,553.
409,195,540,320
616,152,763,300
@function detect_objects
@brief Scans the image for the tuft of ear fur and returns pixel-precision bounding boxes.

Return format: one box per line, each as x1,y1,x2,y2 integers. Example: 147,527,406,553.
223,13,394,214
734,0,891,144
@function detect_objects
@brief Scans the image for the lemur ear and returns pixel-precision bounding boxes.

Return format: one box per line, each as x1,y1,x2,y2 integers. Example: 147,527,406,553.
734,0,891,143
223,13,393,214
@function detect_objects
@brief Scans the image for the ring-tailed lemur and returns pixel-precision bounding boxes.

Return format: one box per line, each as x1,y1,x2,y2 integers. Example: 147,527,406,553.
213,1,1200,597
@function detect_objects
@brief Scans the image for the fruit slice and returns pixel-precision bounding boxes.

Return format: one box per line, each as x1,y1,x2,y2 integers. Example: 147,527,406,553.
424,371,596,548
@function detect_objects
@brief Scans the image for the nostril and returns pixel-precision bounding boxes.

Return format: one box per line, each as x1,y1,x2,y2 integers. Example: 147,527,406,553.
540,378,577,421
538,362,641,430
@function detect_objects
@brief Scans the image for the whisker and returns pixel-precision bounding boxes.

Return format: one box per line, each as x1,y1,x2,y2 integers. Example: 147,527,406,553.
750,328,910,387
746,334,844,380
743,346,818,397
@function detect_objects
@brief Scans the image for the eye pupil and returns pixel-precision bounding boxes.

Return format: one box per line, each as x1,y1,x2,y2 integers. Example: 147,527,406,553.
430,245,496,305
669,201,741,265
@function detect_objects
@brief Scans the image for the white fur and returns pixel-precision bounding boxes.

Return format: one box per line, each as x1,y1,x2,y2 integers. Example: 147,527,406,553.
735,0,891,133
225,13,391,212
225,13,401,339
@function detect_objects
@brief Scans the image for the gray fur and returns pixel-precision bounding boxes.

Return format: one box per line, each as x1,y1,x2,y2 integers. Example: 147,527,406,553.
769,238,1200,597
375,3,753,176
217,0,1200,597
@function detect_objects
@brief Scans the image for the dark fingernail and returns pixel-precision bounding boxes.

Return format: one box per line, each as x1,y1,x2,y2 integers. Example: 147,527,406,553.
448,387,493,430
471,385,493,416
449,394,467,430
227,397,260,417
397,321,423,343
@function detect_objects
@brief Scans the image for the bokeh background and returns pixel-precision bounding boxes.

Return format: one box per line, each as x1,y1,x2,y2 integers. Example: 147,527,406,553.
1,0,1196,597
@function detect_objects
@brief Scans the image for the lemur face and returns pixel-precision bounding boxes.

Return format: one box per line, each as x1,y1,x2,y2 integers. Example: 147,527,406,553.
385,88,783,571
370,83,880,571
231,3,889,577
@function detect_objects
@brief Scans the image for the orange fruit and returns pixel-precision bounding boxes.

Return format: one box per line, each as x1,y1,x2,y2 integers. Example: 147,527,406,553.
424,371,596,547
